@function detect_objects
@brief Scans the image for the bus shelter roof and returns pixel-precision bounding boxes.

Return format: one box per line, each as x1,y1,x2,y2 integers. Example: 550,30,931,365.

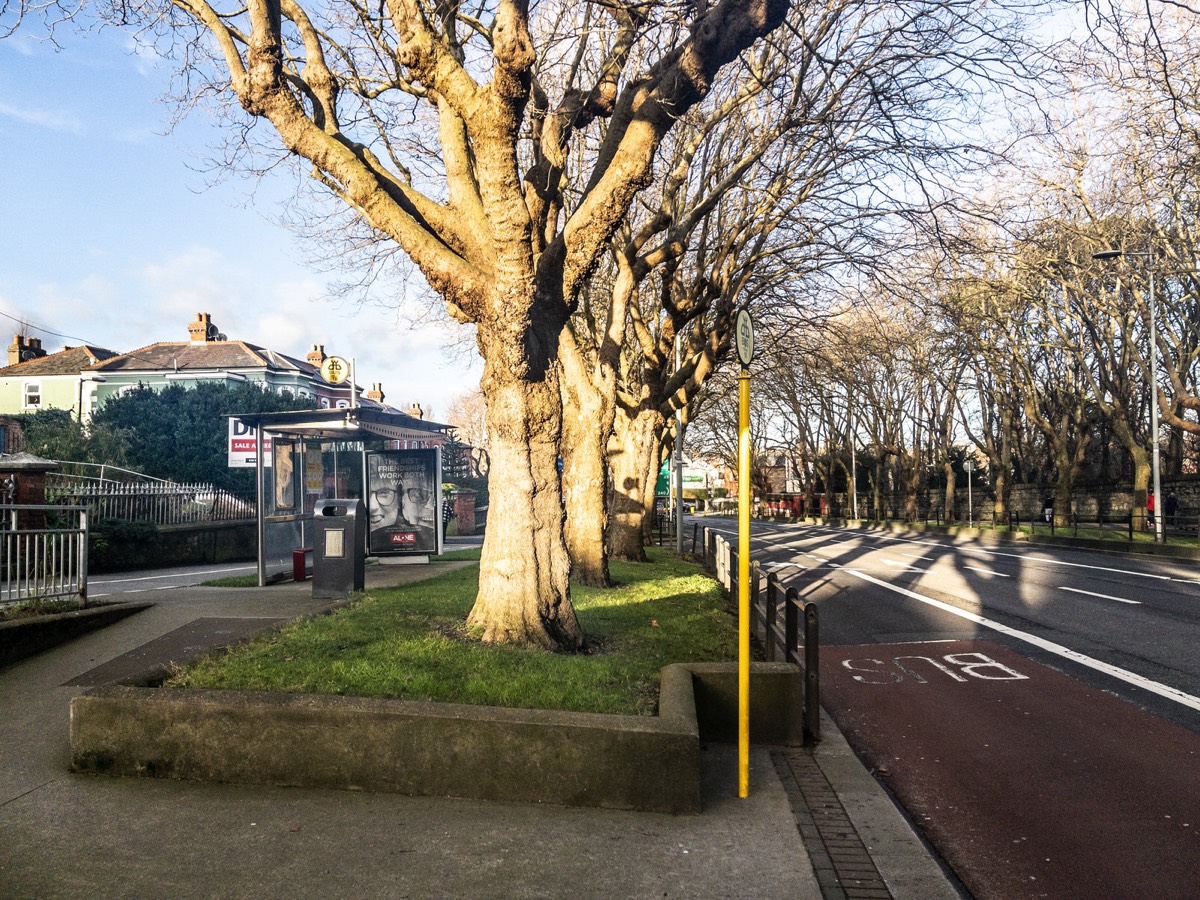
231,407,451,443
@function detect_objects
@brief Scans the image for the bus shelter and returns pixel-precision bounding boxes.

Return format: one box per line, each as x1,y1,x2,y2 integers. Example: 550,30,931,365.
230,407,452,586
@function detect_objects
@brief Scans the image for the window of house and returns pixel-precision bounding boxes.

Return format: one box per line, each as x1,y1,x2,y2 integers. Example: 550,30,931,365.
320,398,331,409
23,381,41,409
335,399,350,409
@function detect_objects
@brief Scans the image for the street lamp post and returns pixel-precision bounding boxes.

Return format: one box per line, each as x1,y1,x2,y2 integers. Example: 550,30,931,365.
849,388,859,520
965,458,974,527
1093,249,1163,542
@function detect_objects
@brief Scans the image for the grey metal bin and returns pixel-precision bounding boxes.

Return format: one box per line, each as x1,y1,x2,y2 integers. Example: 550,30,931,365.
312,499,365,599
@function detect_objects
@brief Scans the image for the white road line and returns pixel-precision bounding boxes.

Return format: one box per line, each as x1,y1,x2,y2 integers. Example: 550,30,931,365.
92,565,257,586
1059,586,1141,606
962,566,1010,578
842,567,1200,713
882,559,927,572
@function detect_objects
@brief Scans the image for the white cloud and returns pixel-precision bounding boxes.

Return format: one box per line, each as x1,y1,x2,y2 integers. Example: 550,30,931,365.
0,99,82,133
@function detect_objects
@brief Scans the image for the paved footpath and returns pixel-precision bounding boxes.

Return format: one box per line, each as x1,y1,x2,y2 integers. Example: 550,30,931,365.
820,639,1200,900
1,557,954,899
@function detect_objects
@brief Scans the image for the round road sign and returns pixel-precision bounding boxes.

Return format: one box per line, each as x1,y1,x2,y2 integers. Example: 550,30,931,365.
736,310,754,368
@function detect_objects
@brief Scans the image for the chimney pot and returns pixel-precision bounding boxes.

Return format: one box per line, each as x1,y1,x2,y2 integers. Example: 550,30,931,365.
188,312,215,345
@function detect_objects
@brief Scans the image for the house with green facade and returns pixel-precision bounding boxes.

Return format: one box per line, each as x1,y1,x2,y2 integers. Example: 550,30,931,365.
0,313,369,420
0,336,119,421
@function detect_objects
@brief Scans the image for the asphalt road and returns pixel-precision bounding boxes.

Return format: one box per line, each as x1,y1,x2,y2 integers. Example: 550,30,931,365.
88,561,259,599
699,518,1200,898
701,518,1200,733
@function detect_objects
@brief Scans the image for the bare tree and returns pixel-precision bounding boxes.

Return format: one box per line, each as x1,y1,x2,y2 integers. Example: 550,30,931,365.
9,0,790,647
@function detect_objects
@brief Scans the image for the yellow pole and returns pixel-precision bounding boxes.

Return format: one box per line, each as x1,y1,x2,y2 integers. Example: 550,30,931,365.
738,369,751,798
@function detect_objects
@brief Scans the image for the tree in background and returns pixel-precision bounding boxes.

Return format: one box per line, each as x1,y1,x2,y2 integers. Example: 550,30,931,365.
16,409,113,464
89,382,314,490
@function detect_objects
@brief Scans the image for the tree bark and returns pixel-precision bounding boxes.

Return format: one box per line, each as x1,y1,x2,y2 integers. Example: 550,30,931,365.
467,341,584,650
560,332,612,587
609,403,664,561
943,459,957,522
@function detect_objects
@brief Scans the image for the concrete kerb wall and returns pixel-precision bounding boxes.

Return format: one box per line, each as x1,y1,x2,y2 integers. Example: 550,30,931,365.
70,661,802,815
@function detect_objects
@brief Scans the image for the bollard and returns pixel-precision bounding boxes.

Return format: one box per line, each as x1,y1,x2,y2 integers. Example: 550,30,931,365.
692,522,699,556
804,602,820,744
784,586,799,665
765,574,779,662
751,561,762,643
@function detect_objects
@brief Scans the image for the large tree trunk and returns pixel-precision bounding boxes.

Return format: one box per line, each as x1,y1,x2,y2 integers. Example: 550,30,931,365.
467,349,585,651
560,334,612,587
1131,454,1151,529
903,450,920,521
943,460,957,522
609,403,663,561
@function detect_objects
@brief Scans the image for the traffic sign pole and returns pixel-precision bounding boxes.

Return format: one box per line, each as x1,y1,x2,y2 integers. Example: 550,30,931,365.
738,369,751,798
734,309,754,799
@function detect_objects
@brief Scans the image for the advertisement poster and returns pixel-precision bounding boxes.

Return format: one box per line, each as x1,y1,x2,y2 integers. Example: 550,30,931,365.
366,448,441,555
274,441,297,512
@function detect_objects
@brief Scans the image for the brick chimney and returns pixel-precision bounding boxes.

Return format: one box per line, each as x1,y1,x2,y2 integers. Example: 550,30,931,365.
408,403,423,420
8,335,47,366
188,313,216,345
365,382,385,403
307,344,326,366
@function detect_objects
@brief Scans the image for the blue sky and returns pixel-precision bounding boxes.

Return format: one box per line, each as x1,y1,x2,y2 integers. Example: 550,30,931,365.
0,25,480,422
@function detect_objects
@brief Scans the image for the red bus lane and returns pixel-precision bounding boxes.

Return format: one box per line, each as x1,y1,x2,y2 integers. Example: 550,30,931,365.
820,640,1200,900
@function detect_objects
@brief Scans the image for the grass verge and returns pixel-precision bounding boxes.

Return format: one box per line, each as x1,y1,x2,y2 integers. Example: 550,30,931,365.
169,547,733,716
0,598,93,621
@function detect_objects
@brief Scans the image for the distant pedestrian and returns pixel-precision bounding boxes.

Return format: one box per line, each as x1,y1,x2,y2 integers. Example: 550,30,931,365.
1166,492,1179,528
1147,493,1155,530
442,496,455,539
1043,497,1053,524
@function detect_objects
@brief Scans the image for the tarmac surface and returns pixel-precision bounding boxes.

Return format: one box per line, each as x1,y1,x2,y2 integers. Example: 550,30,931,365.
821,639,1200,900
0,538,956,899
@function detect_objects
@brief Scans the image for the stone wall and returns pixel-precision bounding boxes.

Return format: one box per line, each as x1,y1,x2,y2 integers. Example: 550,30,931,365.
829,477,1200,522
89,520,257,573
70,662,803,814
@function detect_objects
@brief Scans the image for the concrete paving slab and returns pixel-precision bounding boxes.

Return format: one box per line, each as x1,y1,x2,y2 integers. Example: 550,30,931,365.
65,617,289,686
0,746,818,899
0,552,950,899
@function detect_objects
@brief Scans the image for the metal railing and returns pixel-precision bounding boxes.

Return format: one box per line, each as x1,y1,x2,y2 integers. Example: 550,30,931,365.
45,475,254,527
699,525,820,744
0,504,88,606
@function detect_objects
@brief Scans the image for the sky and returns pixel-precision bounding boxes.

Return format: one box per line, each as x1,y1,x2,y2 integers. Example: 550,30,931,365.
0,24,482,422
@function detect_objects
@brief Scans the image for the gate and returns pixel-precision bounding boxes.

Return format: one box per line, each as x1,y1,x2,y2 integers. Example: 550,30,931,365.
0,504,89,606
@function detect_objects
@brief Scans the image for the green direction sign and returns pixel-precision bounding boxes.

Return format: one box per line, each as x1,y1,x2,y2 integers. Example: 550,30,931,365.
655,460,670,497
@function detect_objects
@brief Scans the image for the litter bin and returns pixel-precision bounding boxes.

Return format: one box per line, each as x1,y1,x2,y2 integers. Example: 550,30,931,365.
312,499,365,599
